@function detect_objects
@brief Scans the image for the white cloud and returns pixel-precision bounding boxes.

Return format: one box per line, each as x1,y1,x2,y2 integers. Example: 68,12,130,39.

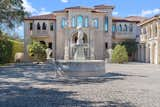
38,8,51,15
22,0,50,15
112,11,119,16
140,8,160,17
130,8,160,17
61,0,69,3
22,0,37,13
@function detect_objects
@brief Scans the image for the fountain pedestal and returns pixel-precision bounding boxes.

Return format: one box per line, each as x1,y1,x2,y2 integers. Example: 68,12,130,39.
74,45,85,60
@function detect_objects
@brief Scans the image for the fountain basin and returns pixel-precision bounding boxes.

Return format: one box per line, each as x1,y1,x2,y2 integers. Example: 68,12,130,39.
52,60,106,77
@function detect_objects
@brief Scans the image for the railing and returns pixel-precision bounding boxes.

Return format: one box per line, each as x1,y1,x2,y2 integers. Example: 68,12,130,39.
30,30,49,37
112,32,136,39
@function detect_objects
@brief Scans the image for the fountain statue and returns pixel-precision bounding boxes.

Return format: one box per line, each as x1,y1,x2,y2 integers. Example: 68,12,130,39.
74,26,85,60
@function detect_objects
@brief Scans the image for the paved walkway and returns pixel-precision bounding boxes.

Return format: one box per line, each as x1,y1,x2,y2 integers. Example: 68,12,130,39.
0,63,160,107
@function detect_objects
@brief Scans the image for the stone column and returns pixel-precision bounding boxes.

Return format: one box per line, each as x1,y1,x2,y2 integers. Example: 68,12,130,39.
64,27,69,60
106,14,112,62
137,44,141,62
141,45,144,62
52,31,55,60
150,43,154,64
90,28,95,60
24,22,31,62
145,44,150,63
155,43,158,64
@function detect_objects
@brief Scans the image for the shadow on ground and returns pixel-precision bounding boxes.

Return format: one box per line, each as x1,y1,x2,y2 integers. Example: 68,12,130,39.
0,64,137,107
0,64,133,85
0,86,136,107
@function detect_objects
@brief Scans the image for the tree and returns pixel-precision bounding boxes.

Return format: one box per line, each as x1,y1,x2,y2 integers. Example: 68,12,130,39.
28,41,47,62
120,40,137,57
0,0,28,30
112,45,128,64
0,34,13,64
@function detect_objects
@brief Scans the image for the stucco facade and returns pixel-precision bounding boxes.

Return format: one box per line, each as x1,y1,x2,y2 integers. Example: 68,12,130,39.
138,15,160,64
24,4,145,62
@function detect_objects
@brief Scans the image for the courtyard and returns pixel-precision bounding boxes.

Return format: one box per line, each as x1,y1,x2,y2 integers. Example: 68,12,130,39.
0,63,160,107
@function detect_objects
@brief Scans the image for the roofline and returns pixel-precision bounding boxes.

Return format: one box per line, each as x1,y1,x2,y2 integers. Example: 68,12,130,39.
24,19,56,21
138,16,160,26
94,5,115,9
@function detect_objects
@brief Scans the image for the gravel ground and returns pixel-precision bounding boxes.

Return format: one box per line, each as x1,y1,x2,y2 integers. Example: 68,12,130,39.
0,63,160,107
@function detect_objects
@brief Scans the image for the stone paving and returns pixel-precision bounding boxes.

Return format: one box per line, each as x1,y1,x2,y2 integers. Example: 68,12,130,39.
0,63,160,107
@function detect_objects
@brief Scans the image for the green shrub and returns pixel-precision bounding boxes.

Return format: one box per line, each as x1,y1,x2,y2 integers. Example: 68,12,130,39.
10,40,24,62
28,41,47,62
0,35,13,64
112,45,128,64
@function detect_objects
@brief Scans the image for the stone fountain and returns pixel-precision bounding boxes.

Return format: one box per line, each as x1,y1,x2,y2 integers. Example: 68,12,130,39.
47,26,105,77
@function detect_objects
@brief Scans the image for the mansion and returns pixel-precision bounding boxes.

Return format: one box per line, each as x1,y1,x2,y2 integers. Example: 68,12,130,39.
24,4,160,64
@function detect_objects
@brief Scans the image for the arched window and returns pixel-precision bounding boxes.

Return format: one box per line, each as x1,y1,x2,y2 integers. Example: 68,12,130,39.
29,22,33,31
61,18,66,28
50,23,54,31
112,24,116,32
84,17,89,27
104,16,109,32
129,24,133,32
77,15,83,27
71,16,76,27
42,22,47,30
93,18,98,29
37,22,41,30
118,24,122,32
124,24,128,32
155,24,158,34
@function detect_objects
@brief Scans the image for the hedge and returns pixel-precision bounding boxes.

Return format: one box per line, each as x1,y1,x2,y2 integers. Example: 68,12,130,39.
10,40,24,62
0,36,13,64
0,35,24,64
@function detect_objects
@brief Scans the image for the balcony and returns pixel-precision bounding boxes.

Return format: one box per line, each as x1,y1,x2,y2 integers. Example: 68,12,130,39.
112,32,136,40
30,30,49,37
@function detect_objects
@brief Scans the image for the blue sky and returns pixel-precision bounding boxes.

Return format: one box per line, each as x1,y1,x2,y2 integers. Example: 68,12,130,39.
16,0,160,38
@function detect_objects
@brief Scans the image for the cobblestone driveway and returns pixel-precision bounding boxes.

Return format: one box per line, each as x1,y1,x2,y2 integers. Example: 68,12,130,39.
0,63,160,107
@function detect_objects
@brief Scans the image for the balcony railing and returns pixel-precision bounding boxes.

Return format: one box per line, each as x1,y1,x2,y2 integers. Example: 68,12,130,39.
30,30,49,37
112,32,136,39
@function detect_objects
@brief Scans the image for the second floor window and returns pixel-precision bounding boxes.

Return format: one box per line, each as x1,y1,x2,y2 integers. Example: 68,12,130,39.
84,17,89,28
61,18,67,28
112,24,116,32
42,22,47,30
71,16,76,27
50,23,54,31
93,18,98,29
37,23,41,30
124,24,128,32
118,24,122,32
30,22,33,30
129,24,133,32
77,15,83,27
104,16,109,32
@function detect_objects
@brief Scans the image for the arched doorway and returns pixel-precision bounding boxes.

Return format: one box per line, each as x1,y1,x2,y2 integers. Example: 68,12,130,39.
71,32,89,59
72,32,88,44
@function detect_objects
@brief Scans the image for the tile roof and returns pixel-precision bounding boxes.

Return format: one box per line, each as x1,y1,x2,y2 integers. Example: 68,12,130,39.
112,16,147,23
65,6,92,10
94,4,114,9
125,16,147,23
25,14,56,20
